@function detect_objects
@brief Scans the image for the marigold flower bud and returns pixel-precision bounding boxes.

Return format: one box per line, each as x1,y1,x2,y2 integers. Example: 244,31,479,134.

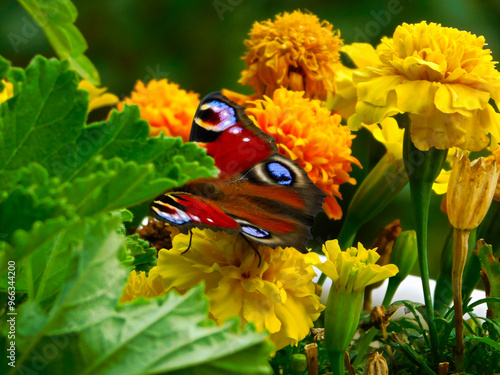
364,352,389,375
447,152,500,230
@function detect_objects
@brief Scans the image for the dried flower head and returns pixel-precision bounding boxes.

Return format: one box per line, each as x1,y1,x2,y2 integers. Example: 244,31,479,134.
447,152,500,230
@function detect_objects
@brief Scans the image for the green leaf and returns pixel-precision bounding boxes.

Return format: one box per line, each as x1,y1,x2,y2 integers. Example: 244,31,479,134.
0,56,10,89
0,56,87,171
44,105,217,184
121,233,157,272
9,215,272,375
17,0,100,84
0,187,72,244
475,240,500,320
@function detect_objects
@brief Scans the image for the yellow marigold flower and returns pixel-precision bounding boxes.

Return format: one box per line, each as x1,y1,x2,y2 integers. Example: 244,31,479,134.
78,80,118,112
310,240,399,293
328,42,383,120
0,80,14,103
246,88,360,220
351,22,500,151
154,229,324,350
240,10,342,101
117,79,199,141
308,240,398,371
120,269,165,303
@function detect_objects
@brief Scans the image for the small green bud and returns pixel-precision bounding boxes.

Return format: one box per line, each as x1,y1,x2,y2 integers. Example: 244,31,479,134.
382,230,418,307
389,230,418,284
290,353,307,374
345,153,408,230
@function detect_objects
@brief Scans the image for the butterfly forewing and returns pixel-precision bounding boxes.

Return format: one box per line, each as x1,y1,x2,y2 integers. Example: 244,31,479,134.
151,92,326,252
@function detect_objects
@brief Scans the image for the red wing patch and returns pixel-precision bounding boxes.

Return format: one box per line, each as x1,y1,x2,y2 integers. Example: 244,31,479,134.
190,92,277,177
150,193,239,230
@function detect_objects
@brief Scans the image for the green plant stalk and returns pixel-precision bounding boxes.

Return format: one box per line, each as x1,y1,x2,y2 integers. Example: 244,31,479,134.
352,281,401,368
452,228,469,372
401,113,447,366
409,180,440,364
337,216,361,250
330,351,345,375
324,289,363,374
434,228,454,315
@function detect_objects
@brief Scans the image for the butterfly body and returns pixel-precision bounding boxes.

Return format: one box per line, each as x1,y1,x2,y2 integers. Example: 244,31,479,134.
151,92,325,252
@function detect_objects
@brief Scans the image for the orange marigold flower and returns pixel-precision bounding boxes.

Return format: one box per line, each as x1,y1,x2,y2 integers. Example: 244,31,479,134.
240,10,342,101
246,88,361,219
118,79,199,141
120,269,165,303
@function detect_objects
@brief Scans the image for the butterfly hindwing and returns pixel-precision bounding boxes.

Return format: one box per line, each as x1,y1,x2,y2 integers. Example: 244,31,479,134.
151,92,326,252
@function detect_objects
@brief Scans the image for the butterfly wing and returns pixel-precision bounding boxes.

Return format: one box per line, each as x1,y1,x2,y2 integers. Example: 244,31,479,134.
190,92,277,178
151,92,325,252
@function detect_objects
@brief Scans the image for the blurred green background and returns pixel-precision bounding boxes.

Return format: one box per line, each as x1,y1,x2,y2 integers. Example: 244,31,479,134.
2,0,500,279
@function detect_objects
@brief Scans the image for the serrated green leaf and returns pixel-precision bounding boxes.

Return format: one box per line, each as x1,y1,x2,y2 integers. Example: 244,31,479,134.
0,56,87,171
0,216,76,280
67,54,100,84
17,0,100,84
9,215,272,375
0,187,72,244
44,106,217,184
122,233,157,272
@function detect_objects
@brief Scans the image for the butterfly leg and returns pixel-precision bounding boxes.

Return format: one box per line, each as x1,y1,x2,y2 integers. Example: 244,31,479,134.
240,234,262,267
181,230,193,255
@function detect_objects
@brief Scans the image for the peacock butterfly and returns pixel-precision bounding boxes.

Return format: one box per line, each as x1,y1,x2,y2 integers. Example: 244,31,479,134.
150,92,325,252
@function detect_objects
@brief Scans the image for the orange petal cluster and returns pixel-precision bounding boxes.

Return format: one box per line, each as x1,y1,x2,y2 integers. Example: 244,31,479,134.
118,79,199,141
247,88,360,219
240,10,342,101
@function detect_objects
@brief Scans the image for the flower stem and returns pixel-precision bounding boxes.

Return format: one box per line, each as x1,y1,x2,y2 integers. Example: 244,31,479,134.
330,351,345,375
337,217,360,250
452,228,470,372
401,113,447,366
409,180,440,364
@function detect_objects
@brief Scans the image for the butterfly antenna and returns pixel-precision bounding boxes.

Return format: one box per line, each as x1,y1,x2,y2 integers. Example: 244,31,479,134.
240,234,262,267
181,230,193,255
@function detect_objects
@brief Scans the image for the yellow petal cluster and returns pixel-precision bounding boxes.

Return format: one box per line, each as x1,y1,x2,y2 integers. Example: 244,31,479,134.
309,240,399,293
247,88,360,219
120,269,165,303
240,10,342,101
328,42,383,120
0,80,14,103
117,79,199,141
154,229,324,350
351,22,500,151
363,118,404,160
78,80,118,112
